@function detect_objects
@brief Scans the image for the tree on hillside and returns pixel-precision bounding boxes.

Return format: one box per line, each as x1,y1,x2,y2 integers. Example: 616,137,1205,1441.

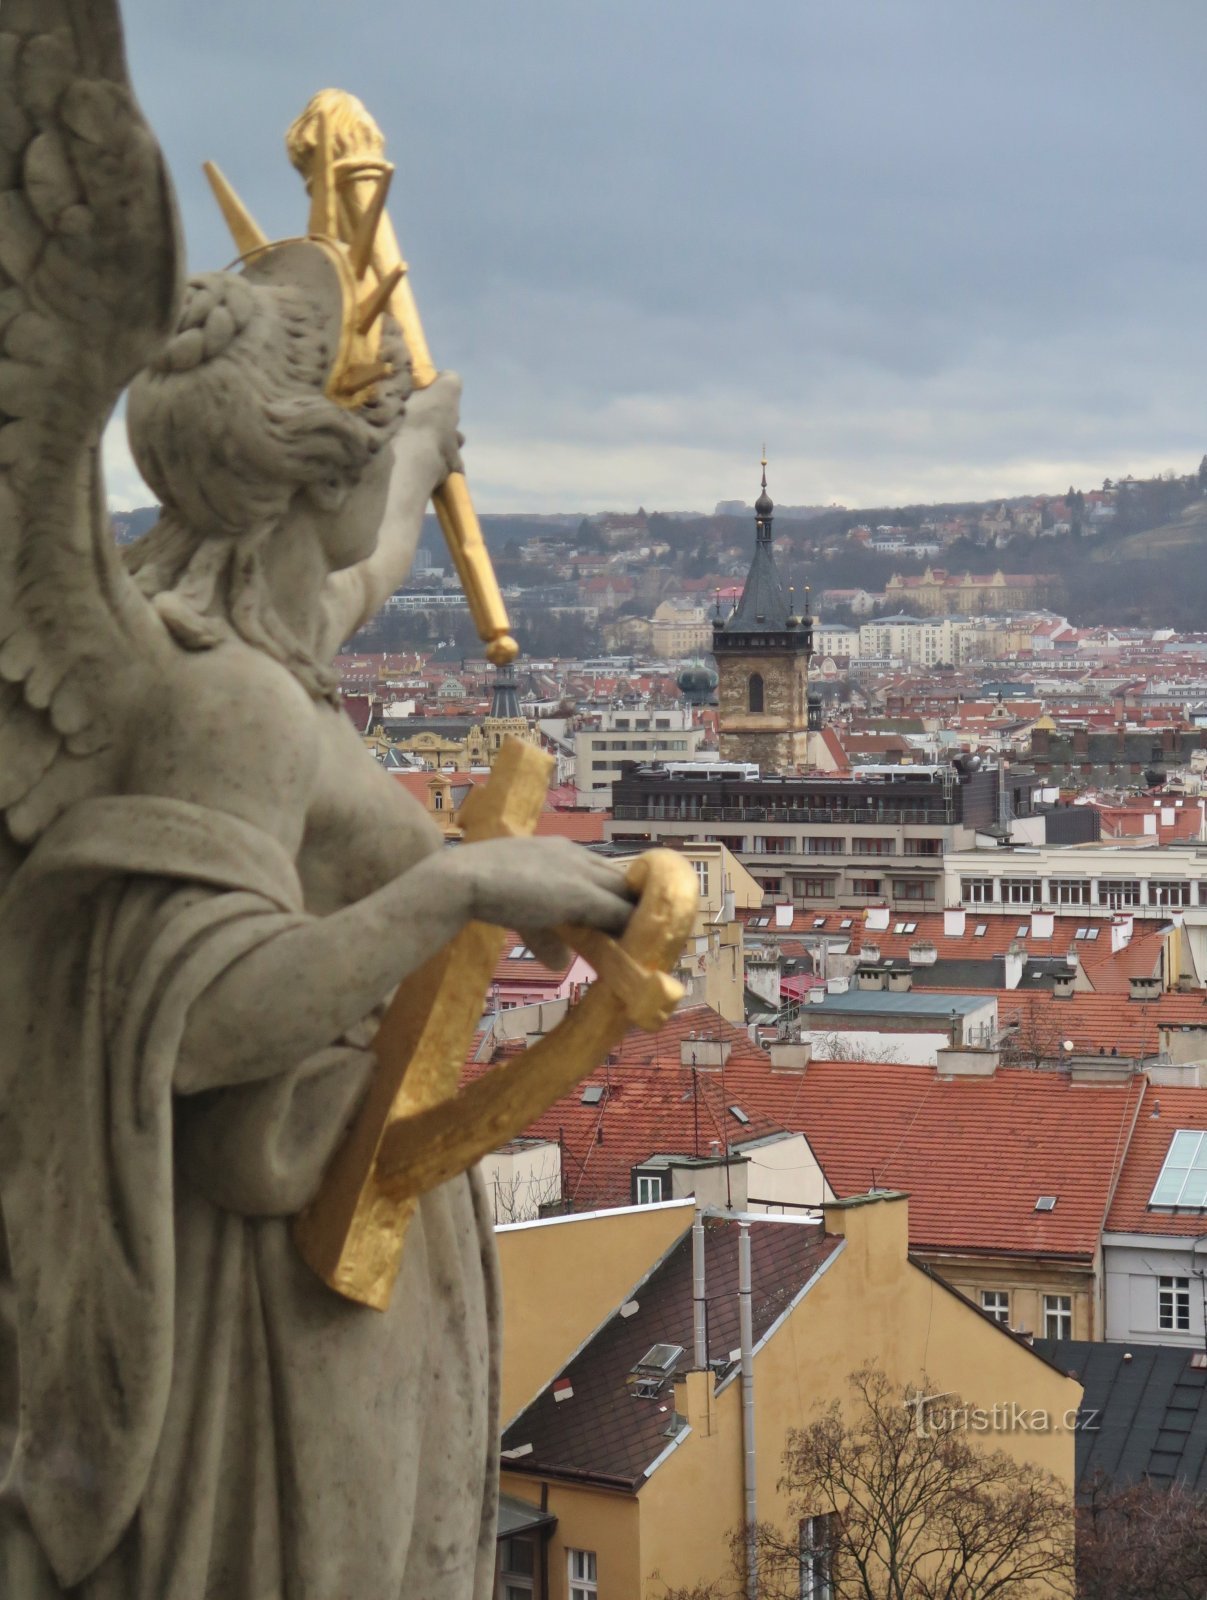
653,1365,1074,1599
1076,1476,1207,1600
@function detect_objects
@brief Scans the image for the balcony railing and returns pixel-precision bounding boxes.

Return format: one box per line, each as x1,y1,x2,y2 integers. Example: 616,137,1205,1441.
613,804,955,826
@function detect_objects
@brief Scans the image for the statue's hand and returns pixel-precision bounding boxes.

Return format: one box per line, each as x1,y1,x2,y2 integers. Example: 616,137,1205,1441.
449,838,635,938
395,371,464,494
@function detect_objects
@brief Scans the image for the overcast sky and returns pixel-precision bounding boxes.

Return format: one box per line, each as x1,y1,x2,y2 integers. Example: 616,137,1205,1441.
103,1,1207,514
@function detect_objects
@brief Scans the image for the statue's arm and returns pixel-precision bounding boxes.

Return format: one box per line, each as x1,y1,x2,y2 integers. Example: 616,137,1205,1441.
176,837,633,1093
322,374,463,650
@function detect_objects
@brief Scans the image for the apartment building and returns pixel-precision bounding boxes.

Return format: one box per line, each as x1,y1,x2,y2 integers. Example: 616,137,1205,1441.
573,706,706,808
608,760,1003,908
857,613,971,668
944,839,1207,977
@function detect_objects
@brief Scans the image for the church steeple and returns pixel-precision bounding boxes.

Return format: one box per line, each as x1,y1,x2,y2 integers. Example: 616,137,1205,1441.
754,448,773,544
488,663,521,721
711,451,814,773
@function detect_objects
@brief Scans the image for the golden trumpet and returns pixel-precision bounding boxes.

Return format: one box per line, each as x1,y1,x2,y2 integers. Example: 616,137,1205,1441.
286,90,519,667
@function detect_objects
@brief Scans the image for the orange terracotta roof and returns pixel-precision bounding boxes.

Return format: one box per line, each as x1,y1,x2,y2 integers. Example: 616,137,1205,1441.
793,1059,1144,1261
533,811,607,842
464,1003,1142,1262
1105,1085,1207,1236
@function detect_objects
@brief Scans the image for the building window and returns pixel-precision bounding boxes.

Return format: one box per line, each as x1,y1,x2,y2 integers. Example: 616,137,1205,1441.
892,879,936,902
693,859,711,898
568,1549,598,1600
634,1172,664,1206
904,838,942,856
793,877,834,899
852,837,896,856
1043,1294,1073,1339
1001,878,1036,904
499,1536,536,1598
1101,879,1140,909
748,672,764,713
799,1514,835,1600
981,1290,1010,1325
1151,880,1192,908
961,877,995,903
1158,1276,1192,1332
1049,878,1089,906
850,879,882,896
807,837,846,855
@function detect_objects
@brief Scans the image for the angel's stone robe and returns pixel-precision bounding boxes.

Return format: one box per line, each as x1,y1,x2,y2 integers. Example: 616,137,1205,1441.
0,797,499,1600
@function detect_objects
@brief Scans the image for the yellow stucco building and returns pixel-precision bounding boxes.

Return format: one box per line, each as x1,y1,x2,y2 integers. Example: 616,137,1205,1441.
496,1194,1079,1598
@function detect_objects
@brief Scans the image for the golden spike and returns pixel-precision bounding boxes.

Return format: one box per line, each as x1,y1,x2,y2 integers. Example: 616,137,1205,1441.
308,110,338,237
349,165,394,280
357,265,404,335
337,359,394,398
202,161,269,256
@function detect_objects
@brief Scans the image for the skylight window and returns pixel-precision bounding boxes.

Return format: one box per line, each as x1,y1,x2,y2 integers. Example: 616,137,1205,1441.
894,922,906,934
635,1343,684,1374
729,1105,750,1125
840,918,853,929
974,924,987,938
509,943,528,958
1016,925,1029,937
1035,1196,1057,1212
1074,927,1088,940
581,1084,605,1105
1151,1130,1207,1208
1084,928,1099,941
904,922,917,934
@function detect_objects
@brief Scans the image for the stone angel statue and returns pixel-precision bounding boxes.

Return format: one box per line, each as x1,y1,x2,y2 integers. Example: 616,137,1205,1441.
0,4,634,1597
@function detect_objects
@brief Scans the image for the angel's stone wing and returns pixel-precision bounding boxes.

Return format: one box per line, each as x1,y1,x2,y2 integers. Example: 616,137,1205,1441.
0,1,181,858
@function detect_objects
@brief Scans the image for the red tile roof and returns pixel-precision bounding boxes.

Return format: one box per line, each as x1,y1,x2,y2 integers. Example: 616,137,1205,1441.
466,1003,1144,1262
791,1060,1144,1262
954,988,1207,1059
533,811,607,842
1105,1085,1207,1236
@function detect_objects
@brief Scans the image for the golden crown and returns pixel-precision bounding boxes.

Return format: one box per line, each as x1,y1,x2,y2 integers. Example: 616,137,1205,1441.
204,100,400,408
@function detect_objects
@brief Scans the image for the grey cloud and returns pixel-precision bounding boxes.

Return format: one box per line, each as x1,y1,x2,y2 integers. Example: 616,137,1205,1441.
106,0,1207,513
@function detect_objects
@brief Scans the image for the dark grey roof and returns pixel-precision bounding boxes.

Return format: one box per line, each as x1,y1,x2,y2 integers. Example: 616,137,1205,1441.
496,1492,556,1539
489,667,522,720
721,535,793,633
1033,1338,1207,1494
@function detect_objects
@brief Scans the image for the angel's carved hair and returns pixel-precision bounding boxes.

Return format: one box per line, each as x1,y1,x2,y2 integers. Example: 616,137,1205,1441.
123,269,410,700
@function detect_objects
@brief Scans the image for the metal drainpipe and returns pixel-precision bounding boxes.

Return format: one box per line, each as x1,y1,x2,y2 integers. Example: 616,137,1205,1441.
739,1221,758,1599
693,1211,708,1369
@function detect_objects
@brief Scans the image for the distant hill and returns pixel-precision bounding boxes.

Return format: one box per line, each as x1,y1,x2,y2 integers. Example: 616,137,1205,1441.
112,506,159,545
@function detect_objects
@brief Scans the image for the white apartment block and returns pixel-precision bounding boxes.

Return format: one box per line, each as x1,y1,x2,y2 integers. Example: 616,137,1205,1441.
573,706,706,808
857,614,971,668
944,841,1207,974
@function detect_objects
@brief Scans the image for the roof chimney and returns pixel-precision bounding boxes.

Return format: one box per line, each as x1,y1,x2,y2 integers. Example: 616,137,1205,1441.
1004,941,1025,991
768,1041,812,1071
1128,974,1161,1003
856,962,887,992
1052,967,1076,1000
944,908,967,937
908,940,938,967
865,906,890,931
886,968,914,992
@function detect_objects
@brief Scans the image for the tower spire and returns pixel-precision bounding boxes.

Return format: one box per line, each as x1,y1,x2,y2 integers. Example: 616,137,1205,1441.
754,448,774,545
